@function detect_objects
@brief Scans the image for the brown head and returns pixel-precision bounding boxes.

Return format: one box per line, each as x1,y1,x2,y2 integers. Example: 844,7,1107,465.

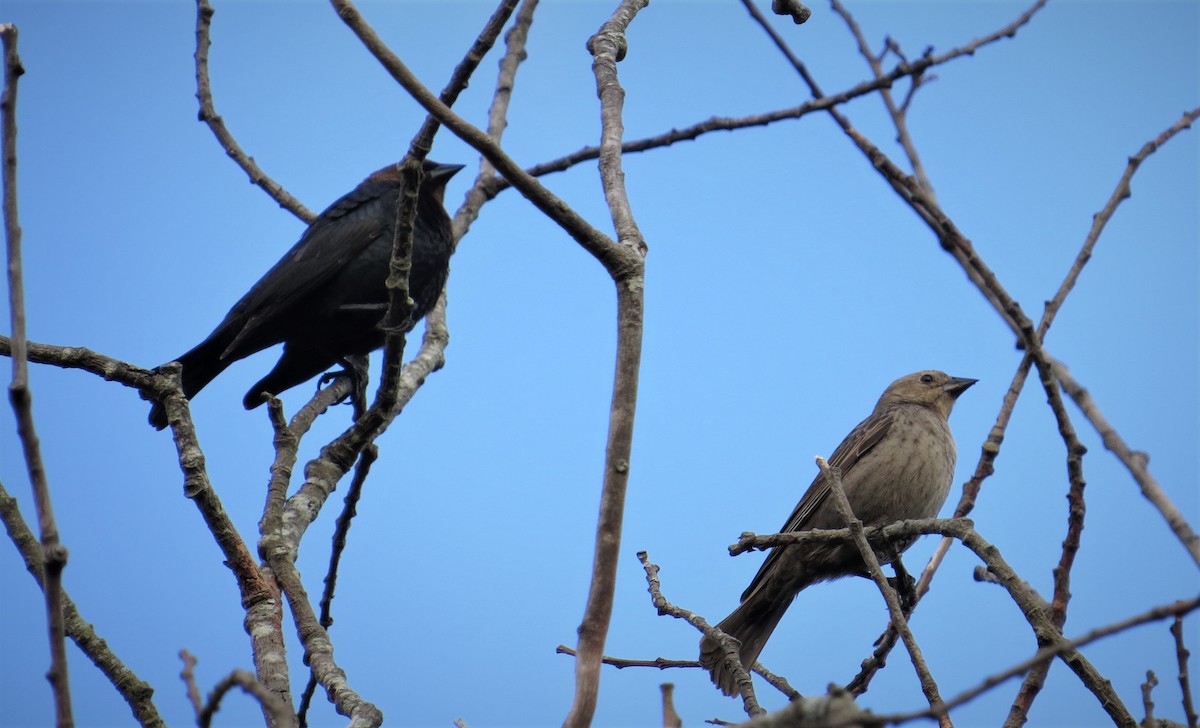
422,161,463,206
365,160,463,206
876,370,977,419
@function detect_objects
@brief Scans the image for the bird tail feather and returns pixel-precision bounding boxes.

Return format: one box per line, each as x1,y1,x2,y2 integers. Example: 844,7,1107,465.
699,592,795,697
147,334,237,430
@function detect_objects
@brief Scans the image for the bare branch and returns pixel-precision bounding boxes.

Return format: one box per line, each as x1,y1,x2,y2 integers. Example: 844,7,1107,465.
662,682,683,728
556,645,699,671
874,597,1200,727
740,5,1154,718
250,7,519,721
330,0,624,273
1053,359,1200,568
152,361,296,720
830,1,938,197
1008,370,1090,722
554,644,802,702
637,551,767,717
563,4,650,726
452,0,540,244
853,104,1200,694
1142,671,1160,727
180,650,203,718
1,482,163,727
198,668,294,728
815,457,949,725
738,517,1136,724
482,36,1041,202
1171,617,1198,728
727,688,868,728
1042,106,1200,335
297,444,377,727
0,337,158,394
193,0,315,222
1,24,74,727
376,0,520,402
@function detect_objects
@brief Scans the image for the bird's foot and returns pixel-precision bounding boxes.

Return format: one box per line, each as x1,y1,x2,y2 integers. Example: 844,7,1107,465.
886,572,918,613
317,355,370,420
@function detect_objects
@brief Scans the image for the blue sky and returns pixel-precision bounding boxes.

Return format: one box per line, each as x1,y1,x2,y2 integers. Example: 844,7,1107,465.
1,1,1197,727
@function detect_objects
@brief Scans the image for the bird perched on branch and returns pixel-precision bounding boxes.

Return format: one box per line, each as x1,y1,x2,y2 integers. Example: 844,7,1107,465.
148,160,463,430
699,370,976,696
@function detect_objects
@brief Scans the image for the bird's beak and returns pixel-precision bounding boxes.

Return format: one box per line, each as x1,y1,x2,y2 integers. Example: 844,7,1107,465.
943,377,978,398
428,163,465,185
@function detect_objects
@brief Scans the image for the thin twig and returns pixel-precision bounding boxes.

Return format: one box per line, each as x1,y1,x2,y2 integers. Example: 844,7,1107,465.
477,0,1047,203
0,482,163,726
662,683,683,728
180,650,204,718
193,0,315,222
740,3,1134,719
738,517,1136,724
870,597,1200,727
1007,358,1090,724
1053,359,1200,568
636,552,767,717
553,644,802,701
1141,670,1159,727
1042,106,1200,336
278,0,519,490
331,0,621,272
1013,109,1200,719
1,24,74,728
451,0,539,244
852,103,1200,695
816,457,949,726
198,669,294,728
555,645,700,671
830,0,941,197
259,367,355,541
1171,617,1198,728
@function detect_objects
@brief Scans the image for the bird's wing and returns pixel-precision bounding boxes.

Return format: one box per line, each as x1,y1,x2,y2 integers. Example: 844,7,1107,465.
739,408,896,601
220,178,398,357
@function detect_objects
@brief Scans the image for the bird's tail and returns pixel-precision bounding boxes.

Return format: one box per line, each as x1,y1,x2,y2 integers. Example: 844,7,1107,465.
147,335,236,430
699,591,795,697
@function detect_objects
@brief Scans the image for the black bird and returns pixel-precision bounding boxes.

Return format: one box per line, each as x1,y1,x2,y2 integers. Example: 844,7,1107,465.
148,160,462,430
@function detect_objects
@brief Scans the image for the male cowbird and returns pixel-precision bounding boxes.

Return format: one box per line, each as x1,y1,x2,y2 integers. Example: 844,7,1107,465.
699,370,976,696
148,160,462,430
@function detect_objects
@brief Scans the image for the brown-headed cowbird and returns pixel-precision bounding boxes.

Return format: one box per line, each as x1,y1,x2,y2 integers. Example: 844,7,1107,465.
699,370,976,696
148,160,462,430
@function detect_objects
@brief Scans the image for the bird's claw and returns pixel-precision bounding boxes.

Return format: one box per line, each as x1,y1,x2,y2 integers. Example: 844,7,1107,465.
886,572,918,612
316,355,370,420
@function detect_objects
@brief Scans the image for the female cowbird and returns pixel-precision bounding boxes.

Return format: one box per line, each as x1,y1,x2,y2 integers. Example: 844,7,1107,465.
148,161,462,430
699,370,976,696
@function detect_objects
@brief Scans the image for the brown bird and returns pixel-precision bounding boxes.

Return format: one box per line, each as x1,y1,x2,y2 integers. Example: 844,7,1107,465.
699,370,976,696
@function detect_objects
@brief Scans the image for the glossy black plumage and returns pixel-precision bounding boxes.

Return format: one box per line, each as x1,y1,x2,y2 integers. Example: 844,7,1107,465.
148,161,462,430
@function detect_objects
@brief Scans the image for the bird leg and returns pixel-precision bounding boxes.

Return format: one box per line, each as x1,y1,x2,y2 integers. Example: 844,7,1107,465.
317,354,371,420
887,557,918,614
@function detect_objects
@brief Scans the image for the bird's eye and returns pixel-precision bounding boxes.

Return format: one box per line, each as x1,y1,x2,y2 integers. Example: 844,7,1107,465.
920,374,934,384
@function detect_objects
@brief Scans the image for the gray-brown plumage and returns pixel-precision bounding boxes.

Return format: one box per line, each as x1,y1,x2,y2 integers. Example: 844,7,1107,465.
699,370,976,696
